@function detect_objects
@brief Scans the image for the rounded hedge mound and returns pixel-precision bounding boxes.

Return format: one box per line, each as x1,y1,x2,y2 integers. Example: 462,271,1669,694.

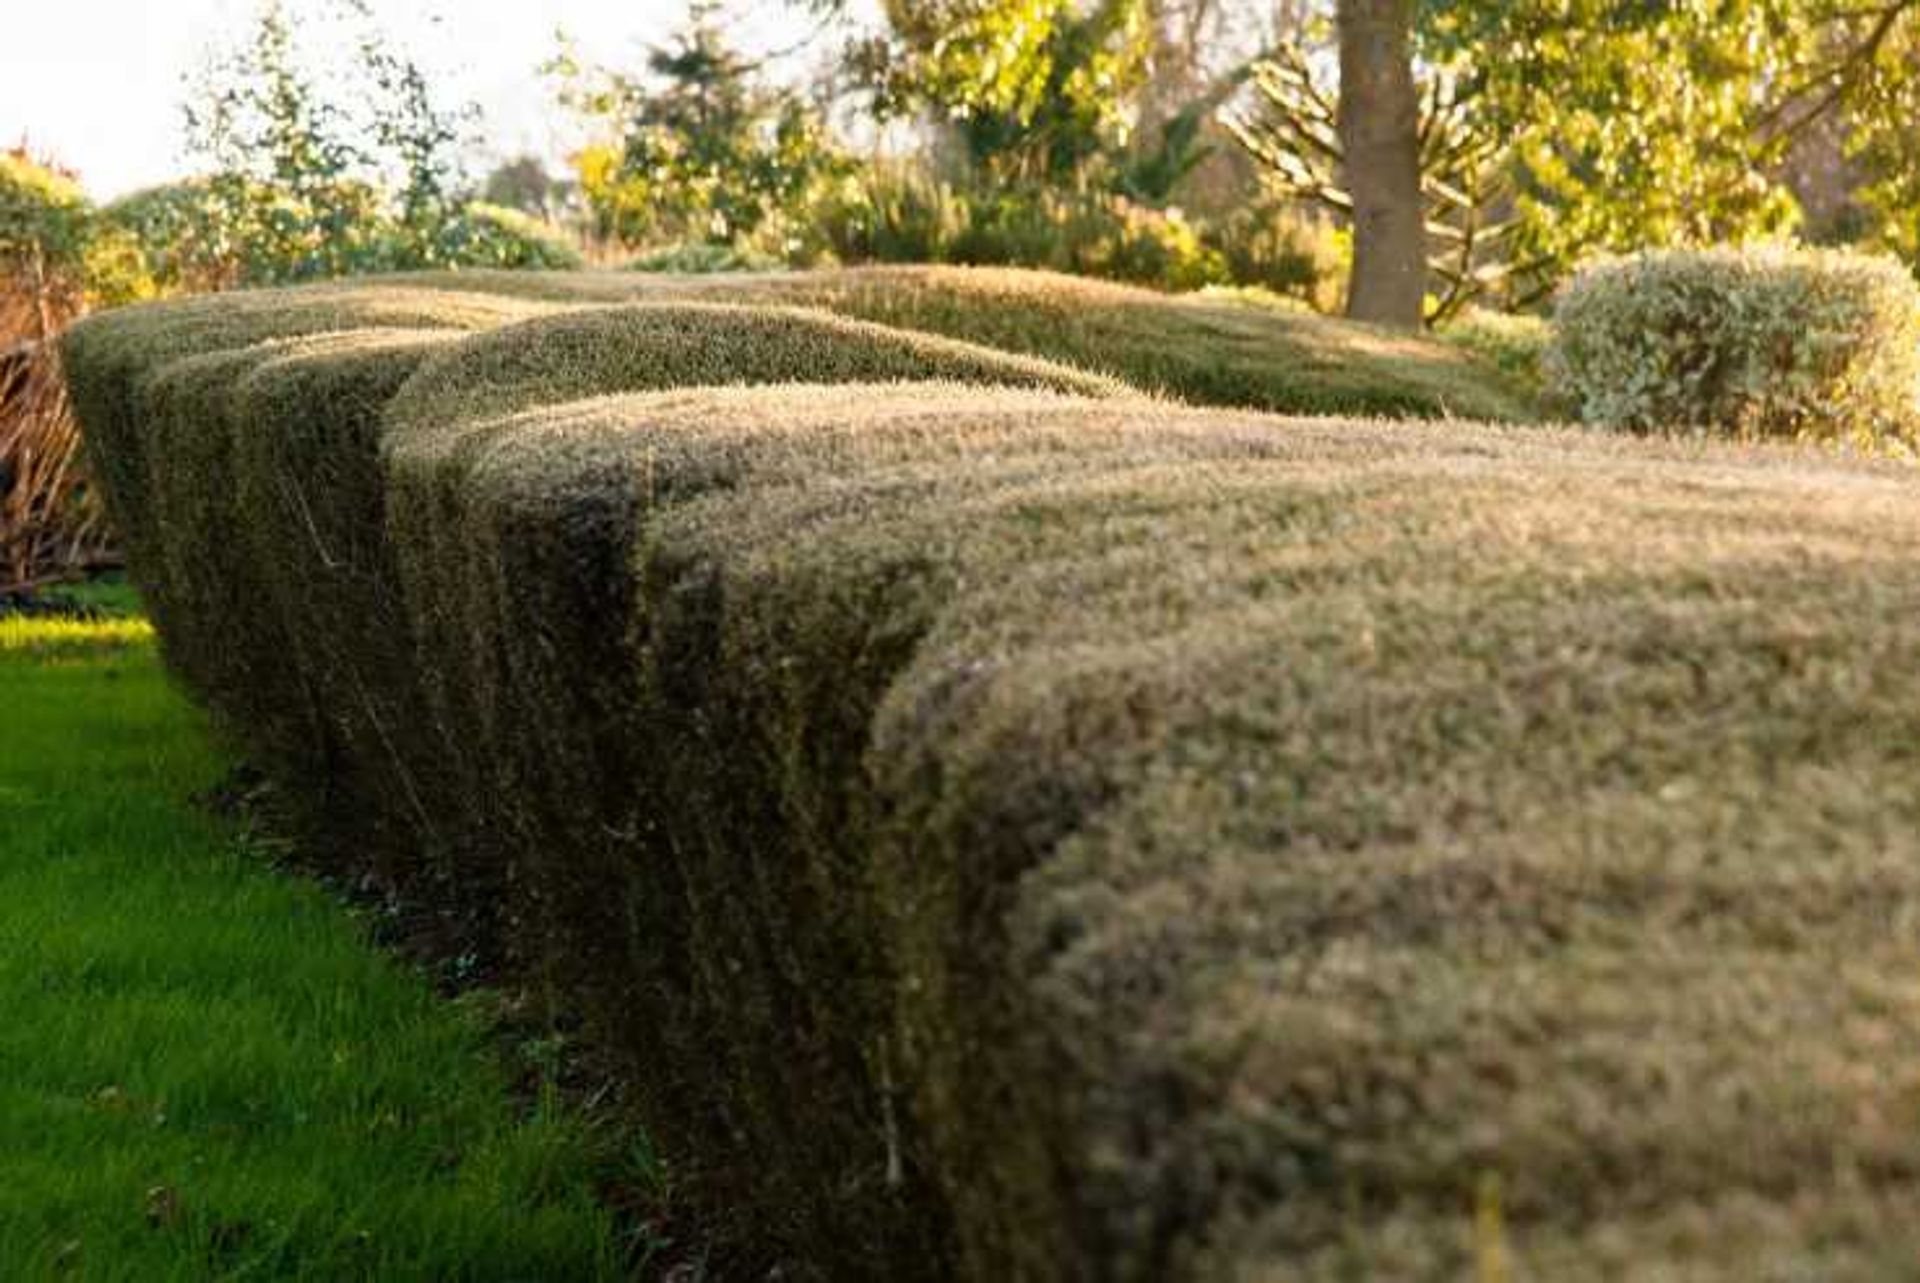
385,300,1128,432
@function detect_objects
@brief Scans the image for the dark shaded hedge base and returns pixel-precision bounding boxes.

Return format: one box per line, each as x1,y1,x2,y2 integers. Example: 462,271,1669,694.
65,270,1920,1281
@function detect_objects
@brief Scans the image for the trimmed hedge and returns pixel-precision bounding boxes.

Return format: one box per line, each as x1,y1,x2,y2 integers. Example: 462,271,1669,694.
1550,245,1920,446
66,273,1920,1280
379,263,1542,421
419,201,585,271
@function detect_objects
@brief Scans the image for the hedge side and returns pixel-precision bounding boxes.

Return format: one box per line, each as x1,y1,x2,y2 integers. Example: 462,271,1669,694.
65,276,1920,1281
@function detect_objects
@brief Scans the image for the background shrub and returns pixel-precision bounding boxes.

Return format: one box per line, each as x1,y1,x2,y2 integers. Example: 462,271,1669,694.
1,152,92,273
382,201,583,271
101,182,242,294
817,181,1348,303
1046,192,1225,291
1204,201,1347,312
1548,245,1920,446
816,176,1228,293
815,167,971,266
0,153,152,306
626,241,785,274
107,181,585,289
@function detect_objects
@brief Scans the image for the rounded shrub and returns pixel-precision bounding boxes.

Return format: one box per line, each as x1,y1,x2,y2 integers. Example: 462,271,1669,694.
418,201,583,271
1548,245,1920,447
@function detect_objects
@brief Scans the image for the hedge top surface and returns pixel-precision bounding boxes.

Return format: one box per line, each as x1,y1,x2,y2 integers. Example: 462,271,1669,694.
70,264,1537,422
366,263,1543,421
385,300,1130,434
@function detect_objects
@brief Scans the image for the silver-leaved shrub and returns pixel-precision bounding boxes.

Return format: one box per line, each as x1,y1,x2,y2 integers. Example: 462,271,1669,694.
1549,245,1920,447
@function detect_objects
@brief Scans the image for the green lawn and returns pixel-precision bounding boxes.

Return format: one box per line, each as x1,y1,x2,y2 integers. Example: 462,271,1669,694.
0,604,627,1280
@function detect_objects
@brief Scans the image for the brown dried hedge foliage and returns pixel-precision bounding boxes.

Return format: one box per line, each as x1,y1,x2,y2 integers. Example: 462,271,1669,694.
64,273,1920,1281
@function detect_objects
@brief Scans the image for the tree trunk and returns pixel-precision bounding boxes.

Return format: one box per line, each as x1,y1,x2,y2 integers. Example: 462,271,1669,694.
1338,0,1425,328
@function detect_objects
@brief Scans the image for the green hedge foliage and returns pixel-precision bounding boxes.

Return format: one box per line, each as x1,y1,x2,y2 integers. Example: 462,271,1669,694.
1549,245,1920,446
64,269,1920,1280
625,241,786,274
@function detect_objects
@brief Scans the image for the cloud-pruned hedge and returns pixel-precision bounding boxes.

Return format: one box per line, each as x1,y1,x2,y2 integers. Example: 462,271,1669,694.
65,271,1920,1280
378,263,1543,422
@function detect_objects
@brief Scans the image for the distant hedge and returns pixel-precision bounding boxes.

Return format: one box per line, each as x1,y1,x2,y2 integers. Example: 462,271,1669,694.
1550,245,1920,446
66,271,1920,1280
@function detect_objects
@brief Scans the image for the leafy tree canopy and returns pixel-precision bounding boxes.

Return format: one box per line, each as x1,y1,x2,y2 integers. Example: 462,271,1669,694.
550,3,847,251
1233,0,1920,314
848,0,1156,185
177,0,536,286
1827,2,1920,261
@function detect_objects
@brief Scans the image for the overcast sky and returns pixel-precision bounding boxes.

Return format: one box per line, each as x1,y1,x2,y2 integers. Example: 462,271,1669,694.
3,0,835,199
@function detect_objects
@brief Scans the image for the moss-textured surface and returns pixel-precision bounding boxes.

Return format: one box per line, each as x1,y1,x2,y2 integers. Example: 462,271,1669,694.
63,272,1920,1281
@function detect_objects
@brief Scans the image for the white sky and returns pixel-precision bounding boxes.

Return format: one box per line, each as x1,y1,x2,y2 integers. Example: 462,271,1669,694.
2,0,832,199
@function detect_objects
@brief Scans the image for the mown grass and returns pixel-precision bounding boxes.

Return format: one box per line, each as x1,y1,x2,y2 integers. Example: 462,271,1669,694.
0,607,626,1281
